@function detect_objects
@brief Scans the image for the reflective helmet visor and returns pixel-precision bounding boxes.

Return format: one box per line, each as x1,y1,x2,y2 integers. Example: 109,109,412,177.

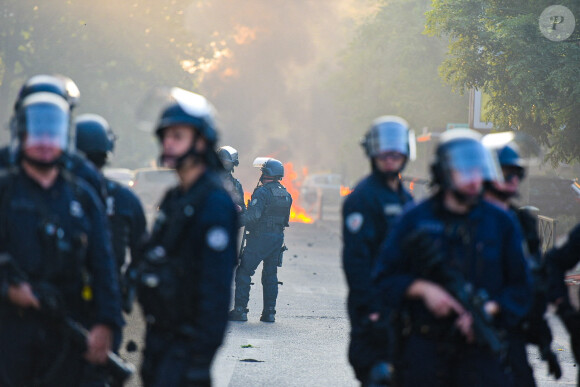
366,123,410,157
482,131,541,170
218,145,239,165
445,140,503,186
23,102,69,150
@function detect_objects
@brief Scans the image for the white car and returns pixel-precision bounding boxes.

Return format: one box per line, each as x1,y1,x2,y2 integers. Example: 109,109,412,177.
130,167,178,212
103,168,135,187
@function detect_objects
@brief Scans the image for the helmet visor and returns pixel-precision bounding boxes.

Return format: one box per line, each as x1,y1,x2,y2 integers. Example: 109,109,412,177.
446,141,503,186
366,123,409,157
482,131,541,168
24,103,68,150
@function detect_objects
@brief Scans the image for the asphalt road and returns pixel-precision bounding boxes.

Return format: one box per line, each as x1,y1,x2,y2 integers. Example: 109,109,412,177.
119,220,579,386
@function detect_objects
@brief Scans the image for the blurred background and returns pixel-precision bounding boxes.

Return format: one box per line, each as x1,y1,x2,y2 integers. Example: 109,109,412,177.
1,0,579,235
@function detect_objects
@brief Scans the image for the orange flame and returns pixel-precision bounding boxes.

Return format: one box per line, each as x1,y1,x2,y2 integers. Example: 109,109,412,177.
340,185,352,196
243,162,314,224
243,191,252,206
282,162,314,223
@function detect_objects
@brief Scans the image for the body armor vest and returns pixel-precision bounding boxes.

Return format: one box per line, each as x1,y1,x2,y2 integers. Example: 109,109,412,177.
258,183,292,231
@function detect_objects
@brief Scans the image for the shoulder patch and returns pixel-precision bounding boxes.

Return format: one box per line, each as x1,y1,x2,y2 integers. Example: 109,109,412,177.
251,198,258,206
206,226,229,252
345,212,364,234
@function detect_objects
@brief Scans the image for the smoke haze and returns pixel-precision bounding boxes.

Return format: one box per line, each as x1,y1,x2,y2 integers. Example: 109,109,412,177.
183,0,374,184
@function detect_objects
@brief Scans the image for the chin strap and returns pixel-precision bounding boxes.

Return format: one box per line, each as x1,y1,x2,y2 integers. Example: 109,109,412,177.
484,181,516,202
22,153,62,170
371,159,405,182
450,189,481,208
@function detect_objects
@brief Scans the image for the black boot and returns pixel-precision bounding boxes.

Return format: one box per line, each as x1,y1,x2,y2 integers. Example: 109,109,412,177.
228,306,248,322
260,307,276,323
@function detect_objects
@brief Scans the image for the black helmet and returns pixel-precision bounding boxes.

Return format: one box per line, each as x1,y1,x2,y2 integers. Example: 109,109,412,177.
15,74,80,112
16,92,70,167
431,129,502,190
218,146,239,172
154,87,217,146
361,116,416,160
253,157,284,179
263,159,284,178
75,114,116,168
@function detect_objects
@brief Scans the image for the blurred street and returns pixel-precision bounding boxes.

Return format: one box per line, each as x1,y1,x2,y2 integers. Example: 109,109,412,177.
120,220,579,386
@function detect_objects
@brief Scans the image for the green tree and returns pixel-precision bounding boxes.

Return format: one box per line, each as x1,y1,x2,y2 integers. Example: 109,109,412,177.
0,0,210,167
328,0,468,182
426,0,580,165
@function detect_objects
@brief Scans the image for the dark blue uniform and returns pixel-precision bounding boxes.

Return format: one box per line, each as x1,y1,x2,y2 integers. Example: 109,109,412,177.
0,146,108,203
373,196,532,387
0,167,123,386
545,223,580,384
342,172,412,383
546,223,580,303
234,181,292,313
80,178,148,386
105,179,147,272
138,171,238,387
505,205,555,386
223,172,245,211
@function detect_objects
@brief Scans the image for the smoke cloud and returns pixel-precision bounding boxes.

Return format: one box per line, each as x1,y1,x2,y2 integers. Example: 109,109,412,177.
183,0,371,184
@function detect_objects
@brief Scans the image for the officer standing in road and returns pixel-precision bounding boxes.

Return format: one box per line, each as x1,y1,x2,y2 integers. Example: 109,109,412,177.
341,116,415,386
229,157,292,323
373,129,532,387
136,88,238,387
0,74,108,202
218,145,245,212
75,114,148,296
0,90,123,385
483,132,561,385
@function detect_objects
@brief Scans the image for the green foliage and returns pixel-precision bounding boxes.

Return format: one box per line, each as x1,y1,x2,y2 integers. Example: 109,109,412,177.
426,0,580,166
328,0,468,182
0,0,210,167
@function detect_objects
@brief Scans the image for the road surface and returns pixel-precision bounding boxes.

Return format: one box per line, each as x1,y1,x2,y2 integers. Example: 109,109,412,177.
120,220,579,386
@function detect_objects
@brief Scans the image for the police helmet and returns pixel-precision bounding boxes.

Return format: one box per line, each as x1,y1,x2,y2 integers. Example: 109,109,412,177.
481,132,526,170
497,144,524,169
15,74,80,112
361,116,416,160
253,157,284,179
218,146,239,172
75,114,116,168
154,87,217,146
16,92,70,152
431,129,503,189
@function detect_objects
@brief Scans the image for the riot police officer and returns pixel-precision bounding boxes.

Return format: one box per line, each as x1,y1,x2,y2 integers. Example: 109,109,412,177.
483,132,561,385
342,116,415,386
136,88,238,387
545,222,580,386
0,74,108,202
75,113,147,287
218,145,245,212
373,129,532,387
0,90,123,385
229,157,292,323
75,115,147,386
